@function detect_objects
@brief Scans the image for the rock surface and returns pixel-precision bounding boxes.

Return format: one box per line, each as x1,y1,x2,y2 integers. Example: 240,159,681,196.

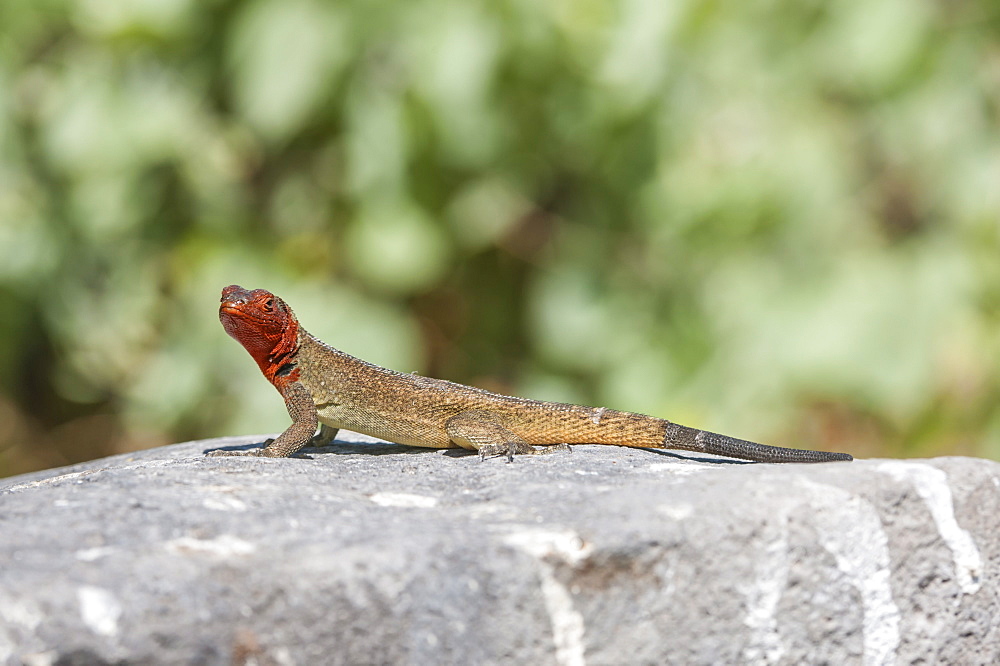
1,433,998,665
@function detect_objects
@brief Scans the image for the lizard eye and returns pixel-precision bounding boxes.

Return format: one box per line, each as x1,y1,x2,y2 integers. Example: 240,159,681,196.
263,298,274,311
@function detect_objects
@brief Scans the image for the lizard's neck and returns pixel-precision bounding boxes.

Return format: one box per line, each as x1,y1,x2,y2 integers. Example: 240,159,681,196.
236,318,302,387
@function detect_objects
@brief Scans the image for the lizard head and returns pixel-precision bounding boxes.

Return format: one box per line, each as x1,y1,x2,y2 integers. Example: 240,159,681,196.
219,285,300,382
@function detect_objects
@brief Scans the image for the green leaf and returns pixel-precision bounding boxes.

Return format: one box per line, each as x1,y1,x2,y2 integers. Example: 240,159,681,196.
228,0,349,142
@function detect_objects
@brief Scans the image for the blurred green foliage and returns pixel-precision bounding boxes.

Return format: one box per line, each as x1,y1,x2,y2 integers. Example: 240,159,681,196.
1,0,999,476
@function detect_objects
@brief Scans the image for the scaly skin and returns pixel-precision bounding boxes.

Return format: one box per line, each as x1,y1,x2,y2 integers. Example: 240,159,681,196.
209,285,853,463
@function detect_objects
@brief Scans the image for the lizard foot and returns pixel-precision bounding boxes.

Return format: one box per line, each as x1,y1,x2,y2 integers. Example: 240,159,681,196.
206,448,266,457
531,443,572,455
206,437,274,457
206,448,313,459
478,442,572,463
206,438,312,459
445,411,570,463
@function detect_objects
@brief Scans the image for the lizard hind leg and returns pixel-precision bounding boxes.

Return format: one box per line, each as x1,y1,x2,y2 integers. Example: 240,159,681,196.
445,411,571,463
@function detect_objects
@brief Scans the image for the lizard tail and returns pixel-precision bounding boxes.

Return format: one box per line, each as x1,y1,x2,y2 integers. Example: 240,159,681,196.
662,422,853,463
505,403,851,463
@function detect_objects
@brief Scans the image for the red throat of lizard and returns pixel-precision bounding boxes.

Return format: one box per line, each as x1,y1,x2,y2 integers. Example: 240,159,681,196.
219,285,301,386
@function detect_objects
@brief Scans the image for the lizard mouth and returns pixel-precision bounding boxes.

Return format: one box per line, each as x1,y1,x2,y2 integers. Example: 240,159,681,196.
220,304,269,325
219,304,249,335
219,304,273,340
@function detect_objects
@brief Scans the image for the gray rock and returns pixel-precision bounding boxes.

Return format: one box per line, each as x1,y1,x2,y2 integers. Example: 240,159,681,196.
1,433,997,665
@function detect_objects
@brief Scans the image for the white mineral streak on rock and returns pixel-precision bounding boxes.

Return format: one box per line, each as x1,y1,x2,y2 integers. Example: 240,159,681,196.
166,535,256,557
877,461,982,594
0,592,44,661
77,586,122,638
505,529,593,666
645,463,709,474
799,479,900,666
369,492,438,508
1,459,178,494
742,508,791,664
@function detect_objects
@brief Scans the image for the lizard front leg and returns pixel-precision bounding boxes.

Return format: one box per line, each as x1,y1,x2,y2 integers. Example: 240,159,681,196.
445,411,571,462
208,381,318,458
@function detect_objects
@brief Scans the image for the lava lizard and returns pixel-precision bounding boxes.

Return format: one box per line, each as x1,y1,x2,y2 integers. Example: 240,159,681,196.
209,285,852,463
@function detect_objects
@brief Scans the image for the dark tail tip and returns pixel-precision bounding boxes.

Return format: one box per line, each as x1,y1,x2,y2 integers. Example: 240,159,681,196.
664,423,854,463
